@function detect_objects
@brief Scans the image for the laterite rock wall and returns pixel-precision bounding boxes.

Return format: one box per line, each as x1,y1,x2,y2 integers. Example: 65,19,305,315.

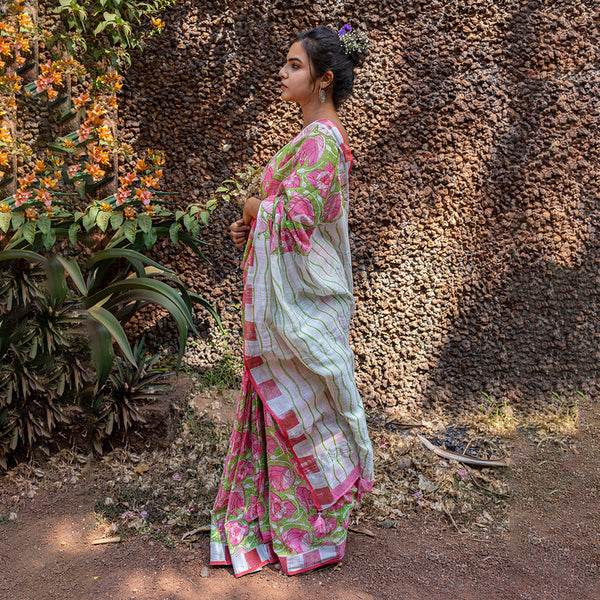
120,0,600,413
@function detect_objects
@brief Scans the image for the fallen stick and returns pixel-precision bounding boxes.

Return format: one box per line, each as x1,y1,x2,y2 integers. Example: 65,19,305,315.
348,526,376,538
91,536,121,545
417,435,510,467
182,524,211,541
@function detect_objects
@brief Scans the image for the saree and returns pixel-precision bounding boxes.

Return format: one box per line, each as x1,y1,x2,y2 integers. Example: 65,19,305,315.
210,119,373,577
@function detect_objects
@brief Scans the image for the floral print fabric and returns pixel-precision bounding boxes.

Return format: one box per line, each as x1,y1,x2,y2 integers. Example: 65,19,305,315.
210,371,355,577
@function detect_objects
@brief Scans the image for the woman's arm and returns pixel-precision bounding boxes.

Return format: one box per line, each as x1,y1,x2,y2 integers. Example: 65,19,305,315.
242,195,261,225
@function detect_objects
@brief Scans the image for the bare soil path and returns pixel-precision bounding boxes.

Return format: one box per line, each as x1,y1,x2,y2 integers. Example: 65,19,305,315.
1,402,599,600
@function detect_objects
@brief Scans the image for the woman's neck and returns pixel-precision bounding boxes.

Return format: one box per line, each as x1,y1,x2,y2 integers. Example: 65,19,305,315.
301,100,338,128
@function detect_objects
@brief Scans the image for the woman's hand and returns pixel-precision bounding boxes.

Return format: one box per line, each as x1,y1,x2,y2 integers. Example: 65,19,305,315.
230,219,250,249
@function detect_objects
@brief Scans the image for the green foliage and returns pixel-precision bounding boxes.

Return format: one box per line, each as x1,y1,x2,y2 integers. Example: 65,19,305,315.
0,245,218,467
51,0,179,69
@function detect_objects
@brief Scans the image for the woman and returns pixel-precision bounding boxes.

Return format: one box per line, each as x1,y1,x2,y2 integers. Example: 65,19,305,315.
210,25,373,577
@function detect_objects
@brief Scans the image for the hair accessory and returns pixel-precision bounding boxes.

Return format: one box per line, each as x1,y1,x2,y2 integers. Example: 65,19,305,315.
338,24,369,54
319,87,326,103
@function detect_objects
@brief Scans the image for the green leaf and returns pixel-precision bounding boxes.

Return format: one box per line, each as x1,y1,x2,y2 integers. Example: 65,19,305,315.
123,220,137,243
22,221,37,245
0,213,11,233
55,255,88,296
189,205,200,216
182,213,192,232
68,222,79,245
175,210,185,221
38,214,51,235
143,228,157,249
190,291,223,332
206,197,217,211
97,210,111,232
110,211,124,230
0,249,46,263
89,320,114,389
87,305,136,365
11,212,25,229
137,213,152,233
87,248,172,273
45,256,68,304
214,186,228,193
42,228,57,250
199,211,209,225
169,221,180,244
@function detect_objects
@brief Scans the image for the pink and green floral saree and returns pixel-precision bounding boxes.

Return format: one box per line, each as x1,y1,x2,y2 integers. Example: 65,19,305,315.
210,120,373,577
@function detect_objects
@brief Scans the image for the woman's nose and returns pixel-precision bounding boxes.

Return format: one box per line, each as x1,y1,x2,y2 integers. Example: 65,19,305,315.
279,66,286,79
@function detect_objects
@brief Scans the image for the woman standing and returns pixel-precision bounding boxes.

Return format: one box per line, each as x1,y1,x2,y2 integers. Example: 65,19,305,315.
210,25,373,577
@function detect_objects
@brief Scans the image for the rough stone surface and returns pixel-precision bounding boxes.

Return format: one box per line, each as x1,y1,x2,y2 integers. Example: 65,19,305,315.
118,0,600,414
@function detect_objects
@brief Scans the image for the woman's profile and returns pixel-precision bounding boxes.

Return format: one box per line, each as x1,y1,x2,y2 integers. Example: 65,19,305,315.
210,24,374,577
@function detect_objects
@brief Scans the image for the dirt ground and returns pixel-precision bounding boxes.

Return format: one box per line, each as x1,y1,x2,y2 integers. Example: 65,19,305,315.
1,400,599,600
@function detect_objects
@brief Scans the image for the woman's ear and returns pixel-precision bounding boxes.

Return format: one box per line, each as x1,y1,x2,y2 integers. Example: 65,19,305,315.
321,70,334,90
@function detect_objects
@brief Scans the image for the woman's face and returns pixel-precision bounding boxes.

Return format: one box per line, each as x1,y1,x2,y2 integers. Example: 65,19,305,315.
278,41,315,105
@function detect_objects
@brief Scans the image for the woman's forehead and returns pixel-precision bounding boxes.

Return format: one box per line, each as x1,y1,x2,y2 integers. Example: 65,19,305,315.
286,41,308,62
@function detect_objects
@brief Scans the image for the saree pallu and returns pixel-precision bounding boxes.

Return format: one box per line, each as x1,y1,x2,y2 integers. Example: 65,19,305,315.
210,120,373,576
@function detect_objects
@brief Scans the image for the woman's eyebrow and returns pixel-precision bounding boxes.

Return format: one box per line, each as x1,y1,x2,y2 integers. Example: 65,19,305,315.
288,57,304,64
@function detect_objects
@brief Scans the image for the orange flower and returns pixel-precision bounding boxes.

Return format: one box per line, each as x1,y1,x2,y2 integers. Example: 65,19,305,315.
35,189,52,206
50,155,64,168
135,158,148,171
62,139,77,149
100,202,112,212
115,187,130,206
15,34,30,52
90,145,110,165
119,172,137,186
0,127,13,144
142,204,155,216
67,164,81,178
0,152,8,166
154,169,163,179
18,173,36,187
47,88,59,101
149,151,165,166
106,96,118,109
73,91,91,109
25,207,38,220
96,125,114,144
14,188,31,207
0,40,11,56
39,175,60,190
140,175,159,188
77,123,93,143
151,17,165,30
17,13,34,29
84,162,105,182
34,159,46,173
123,206,136,220
0,204,11,213
135,188,152,206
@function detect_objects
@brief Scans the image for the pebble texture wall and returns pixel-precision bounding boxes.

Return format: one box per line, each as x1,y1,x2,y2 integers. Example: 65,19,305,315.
119,0,600,413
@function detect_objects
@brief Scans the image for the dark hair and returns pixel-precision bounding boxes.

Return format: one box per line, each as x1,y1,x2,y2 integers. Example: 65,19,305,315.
295,26,367,110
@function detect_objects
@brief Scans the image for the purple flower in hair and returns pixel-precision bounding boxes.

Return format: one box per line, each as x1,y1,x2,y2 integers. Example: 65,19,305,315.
338,24,352,36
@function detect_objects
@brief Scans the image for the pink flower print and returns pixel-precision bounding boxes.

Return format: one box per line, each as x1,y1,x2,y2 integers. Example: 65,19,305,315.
270,493,297,522
269,465,295,492
280,528,313,554
225,520,249,547
321,192,343,222
266,435,279,456
341,143,352,165
306,161,335,196
235,459,255,484
253,471,265,493
281,171,300,190
296,486,315,513
227,490,245,516
300,135,325,166
309,513,327,538
287,192,315,226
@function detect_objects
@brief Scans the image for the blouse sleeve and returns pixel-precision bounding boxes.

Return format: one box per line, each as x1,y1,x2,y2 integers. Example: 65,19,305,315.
260,128,344,255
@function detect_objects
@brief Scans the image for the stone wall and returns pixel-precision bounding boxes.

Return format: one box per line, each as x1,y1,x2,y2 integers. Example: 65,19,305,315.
119,0,600,413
